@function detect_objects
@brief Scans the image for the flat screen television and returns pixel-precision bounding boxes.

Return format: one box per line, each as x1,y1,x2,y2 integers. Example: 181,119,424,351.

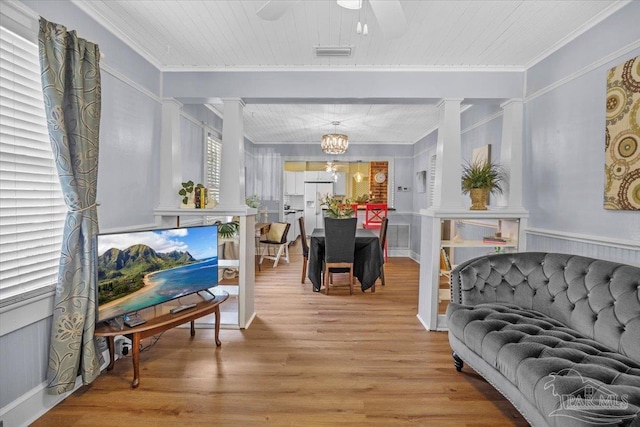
96,224,218,323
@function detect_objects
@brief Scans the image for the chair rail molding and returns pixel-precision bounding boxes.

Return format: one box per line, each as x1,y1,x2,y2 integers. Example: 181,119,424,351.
527,227,640,252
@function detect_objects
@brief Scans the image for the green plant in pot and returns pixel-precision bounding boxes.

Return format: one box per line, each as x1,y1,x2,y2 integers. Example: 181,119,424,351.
214,219,239,238
461,160,508,210
320,193,353,218
179,181,206,207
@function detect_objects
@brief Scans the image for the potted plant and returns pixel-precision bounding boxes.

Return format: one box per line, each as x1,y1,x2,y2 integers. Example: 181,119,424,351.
461,160,508,210
354,193,369,204
214,219,240,238
320,193,354,218
179,181,207,208
245,194,260,209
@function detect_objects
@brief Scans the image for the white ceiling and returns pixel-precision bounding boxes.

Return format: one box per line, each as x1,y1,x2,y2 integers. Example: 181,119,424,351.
75,0,625,145
214,103,441,145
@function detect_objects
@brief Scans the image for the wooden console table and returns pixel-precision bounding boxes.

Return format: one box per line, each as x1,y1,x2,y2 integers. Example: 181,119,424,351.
94,290,229,388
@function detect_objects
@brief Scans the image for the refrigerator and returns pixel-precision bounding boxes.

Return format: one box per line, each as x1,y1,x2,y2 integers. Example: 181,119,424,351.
304,181,334,231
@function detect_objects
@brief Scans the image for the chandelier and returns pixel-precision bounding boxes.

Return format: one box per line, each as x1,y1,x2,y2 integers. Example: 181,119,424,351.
321,121,349,154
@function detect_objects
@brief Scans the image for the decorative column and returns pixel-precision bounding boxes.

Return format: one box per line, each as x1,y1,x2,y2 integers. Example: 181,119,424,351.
497,99,524,208
432,99,464,209
158,98,183,209
219,98,246,209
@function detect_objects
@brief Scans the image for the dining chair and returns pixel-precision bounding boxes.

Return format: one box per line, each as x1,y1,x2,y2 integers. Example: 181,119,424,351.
378,217,389,285
259,222,291,268
363,203,388,230
298,216,309,284
323,217,357,295
350,203,359,221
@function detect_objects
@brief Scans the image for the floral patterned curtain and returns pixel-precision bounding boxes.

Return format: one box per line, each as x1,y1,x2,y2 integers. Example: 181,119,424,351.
38,18,102,394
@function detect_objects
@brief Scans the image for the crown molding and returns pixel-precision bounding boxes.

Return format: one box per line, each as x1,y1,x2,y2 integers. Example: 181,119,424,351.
525,1,632,70
526,39,640,102
161,65,527,73
100,63,161,103
70,0,163,70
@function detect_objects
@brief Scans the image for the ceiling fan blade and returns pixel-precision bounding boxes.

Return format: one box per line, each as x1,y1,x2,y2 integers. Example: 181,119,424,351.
368,0,407,39
256,0,289,21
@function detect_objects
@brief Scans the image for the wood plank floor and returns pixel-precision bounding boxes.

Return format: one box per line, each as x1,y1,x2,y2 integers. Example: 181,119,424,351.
32,242,527,426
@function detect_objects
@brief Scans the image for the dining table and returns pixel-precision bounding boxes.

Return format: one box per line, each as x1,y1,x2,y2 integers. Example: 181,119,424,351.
308,228,385,292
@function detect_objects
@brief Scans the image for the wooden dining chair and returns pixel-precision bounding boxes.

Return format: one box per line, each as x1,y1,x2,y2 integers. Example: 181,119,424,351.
259,222,291,267
323,217,357,295
378,217,389,285
363,203,388,230
298,216,309,284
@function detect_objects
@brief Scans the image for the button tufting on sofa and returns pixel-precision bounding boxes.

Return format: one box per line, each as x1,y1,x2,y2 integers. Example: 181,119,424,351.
446,252,640,426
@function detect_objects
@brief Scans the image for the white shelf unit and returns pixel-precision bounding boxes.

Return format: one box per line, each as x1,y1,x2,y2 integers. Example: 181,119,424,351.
154,207,257,329
418,209,528,331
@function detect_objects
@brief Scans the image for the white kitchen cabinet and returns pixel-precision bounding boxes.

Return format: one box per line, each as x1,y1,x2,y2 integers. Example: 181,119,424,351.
293,172,304,194
284,171,305,195
303,171,333,182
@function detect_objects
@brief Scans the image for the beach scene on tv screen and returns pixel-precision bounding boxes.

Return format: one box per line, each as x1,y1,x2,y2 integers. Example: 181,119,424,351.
97,226,218,322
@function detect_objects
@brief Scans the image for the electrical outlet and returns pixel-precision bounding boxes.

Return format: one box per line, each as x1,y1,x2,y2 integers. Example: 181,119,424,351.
114,336,132,358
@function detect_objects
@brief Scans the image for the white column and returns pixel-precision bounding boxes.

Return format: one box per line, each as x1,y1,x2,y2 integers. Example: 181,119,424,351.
158,98,183,209
497,99,524,208
219,98,246,209
432,99,463,209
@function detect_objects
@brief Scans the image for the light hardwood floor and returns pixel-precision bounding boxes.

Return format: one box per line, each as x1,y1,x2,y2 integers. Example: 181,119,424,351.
32,241,527,426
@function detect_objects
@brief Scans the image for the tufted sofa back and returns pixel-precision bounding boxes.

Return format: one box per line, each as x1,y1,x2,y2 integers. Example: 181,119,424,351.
450,252,640,363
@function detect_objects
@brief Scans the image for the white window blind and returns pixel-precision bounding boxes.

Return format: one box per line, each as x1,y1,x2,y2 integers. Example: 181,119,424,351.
0,26,65,304
428,154,437,207
205,132,221,203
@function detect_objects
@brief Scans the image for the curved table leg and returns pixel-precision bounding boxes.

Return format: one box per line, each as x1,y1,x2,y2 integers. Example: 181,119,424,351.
214,306,222,347
106,336,115,371
131,333,141,388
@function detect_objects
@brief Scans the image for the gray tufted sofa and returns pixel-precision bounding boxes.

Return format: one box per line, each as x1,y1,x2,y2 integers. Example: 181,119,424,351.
446,252,640,427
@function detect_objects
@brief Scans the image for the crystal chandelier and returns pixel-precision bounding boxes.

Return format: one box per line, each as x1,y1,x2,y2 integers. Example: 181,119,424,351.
321,121,348,154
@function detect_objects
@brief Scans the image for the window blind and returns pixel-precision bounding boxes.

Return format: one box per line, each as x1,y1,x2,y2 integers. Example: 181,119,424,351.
428,154,437,206
0,26,65,303
205,132,221,203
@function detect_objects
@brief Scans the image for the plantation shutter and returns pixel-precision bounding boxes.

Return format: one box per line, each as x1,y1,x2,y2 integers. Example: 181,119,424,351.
0,25,66,304
428,154,437,207
205,132,222,203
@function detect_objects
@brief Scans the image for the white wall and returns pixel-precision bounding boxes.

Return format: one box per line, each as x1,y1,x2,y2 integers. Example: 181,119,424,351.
524,2,640,263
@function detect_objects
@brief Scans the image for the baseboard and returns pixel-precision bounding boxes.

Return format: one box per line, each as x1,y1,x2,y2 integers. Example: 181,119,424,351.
416,314,429,331
0,377,81,427
387,249,420,262
0,349,111,427
388,249,411,258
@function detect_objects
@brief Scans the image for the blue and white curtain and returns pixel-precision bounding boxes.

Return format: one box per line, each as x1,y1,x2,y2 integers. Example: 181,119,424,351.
39,17,102,394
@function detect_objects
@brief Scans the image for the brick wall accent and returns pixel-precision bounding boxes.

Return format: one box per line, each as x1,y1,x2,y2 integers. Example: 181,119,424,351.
368,161,388,204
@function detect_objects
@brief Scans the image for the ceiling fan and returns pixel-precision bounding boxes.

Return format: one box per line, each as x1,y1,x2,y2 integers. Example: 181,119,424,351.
256,0,407,39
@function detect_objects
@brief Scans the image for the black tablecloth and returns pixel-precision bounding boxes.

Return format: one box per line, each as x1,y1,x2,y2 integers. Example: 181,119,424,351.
308,228,384,292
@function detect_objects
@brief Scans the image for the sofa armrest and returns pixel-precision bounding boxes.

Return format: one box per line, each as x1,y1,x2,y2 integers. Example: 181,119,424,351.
449,257,481,304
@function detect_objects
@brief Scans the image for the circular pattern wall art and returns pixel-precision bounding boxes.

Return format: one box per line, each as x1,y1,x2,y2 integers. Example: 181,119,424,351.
605,55,640,210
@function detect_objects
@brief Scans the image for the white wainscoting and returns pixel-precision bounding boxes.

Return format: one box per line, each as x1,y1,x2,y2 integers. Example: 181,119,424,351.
526,228,640,266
